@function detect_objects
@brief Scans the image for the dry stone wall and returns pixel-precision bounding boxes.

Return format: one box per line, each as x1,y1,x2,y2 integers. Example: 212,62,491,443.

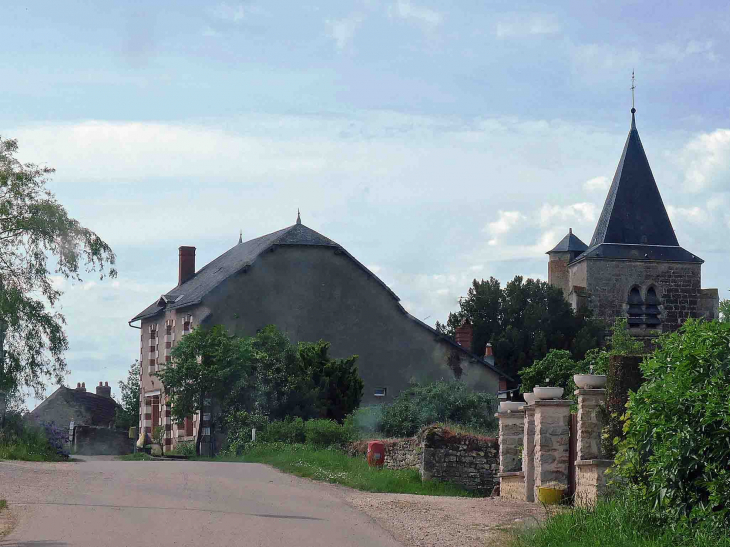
348,426,499,493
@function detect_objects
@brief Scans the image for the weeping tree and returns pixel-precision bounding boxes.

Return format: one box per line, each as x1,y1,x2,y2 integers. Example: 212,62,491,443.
0,136,116,424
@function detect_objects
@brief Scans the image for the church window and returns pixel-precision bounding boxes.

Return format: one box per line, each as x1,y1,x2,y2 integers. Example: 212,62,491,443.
627,286,661,328
627,287,644,327
644,287,661,327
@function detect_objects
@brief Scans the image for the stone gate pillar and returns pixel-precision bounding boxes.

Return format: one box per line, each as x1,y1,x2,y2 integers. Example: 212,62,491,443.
496,408,525,499
533,400,571,495
523,406,536,502
575,388,613,506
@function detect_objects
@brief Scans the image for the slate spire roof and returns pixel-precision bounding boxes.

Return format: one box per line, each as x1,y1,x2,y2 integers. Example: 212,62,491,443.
547,228,588,254
574,109,702,264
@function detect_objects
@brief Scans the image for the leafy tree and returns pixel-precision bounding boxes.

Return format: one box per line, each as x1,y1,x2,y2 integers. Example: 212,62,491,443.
614,319,730,529
0,136,116,404
519,349,581,395
155,325,252,455
443,275,601,379
115,360,140,430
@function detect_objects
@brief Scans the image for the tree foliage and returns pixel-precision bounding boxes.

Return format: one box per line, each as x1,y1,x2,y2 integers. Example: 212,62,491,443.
0,137,116,397
719,299,730,323
115,360,141,430
442,275,602,378
614,319,730,529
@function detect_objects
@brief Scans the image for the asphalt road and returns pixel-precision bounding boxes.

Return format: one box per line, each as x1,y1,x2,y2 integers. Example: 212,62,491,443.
0,457,404,547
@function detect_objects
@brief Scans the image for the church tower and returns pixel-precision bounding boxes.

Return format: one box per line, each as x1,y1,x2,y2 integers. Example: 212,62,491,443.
547,106,719,333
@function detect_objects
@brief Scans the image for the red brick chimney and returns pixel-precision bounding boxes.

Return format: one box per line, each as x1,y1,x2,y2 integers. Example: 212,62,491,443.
454,320,473,352
76,382,86,392
484,343,493,358
178,246,196,286
96,381,112,398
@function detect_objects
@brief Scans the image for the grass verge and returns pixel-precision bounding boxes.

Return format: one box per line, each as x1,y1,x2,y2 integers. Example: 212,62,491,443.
511,494,730,547
0,443,65,462
222,442,475,496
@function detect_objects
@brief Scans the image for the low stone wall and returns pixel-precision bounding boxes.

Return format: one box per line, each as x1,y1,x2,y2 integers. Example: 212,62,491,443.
420,426,499,494
347,437,421,470
348,427,500,493
74,426,134,455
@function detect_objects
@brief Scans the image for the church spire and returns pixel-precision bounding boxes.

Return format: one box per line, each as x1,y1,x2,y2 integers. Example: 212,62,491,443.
589,105,679,249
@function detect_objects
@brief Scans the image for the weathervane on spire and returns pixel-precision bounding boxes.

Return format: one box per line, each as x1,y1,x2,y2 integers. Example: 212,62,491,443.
296,209,301,225
631,70,636,113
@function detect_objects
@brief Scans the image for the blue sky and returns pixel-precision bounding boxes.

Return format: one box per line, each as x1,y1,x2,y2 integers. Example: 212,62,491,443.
3,1,729,406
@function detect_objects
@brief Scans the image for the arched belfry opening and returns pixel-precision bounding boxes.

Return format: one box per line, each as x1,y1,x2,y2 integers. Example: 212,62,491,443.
644,287,661,327
627,287,644,327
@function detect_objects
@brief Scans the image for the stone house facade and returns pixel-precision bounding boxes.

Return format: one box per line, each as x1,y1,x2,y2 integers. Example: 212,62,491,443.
28,382,119,429
130,217,510,451
547,108,719,334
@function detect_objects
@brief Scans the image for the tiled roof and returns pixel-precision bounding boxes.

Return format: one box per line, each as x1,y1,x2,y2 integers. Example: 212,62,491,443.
547,230,588,253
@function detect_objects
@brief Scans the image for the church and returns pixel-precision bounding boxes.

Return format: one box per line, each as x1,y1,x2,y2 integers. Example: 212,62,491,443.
547,107,719,334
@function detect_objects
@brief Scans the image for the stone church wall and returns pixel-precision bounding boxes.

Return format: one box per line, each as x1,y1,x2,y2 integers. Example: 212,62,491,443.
581,259,702,332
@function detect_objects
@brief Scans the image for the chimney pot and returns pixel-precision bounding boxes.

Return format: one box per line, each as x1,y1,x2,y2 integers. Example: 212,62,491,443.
105,381,108,387
485,343,493,357
99,381,103,386
178,246,196,286
76,382,81,389
96,381,112,398
82,382,85,388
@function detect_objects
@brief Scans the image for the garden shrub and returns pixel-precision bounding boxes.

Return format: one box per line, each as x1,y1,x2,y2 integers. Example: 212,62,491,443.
260,417,306,444
379,381,497,438
614,319,730,529
304,419,354,447
0,416,68,461
222,410,270,455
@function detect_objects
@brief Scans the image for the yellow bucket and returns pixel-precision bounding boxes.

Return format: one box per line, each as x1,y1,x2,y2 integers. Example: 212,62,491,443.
537,487,564,505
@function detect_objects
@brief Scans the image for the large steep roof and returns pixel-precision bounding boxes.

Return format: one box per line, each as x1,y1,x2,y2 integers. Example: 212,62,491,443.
575,110,702,264
129,222,512,380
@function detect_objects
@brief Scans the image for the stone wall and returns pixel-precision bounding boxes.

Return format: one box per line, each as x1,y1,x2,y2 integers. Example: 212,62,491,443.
73,426,134,455
420,426,499,494
348,426,499,493
348,437,421,470
575,460,613,507
498,472,525,500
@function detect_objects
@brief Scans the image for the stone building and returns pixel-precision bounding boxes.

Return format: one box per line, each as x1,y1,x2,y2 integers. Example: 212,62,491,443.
547,108,719,333
27,381,119,429
129,216,510,451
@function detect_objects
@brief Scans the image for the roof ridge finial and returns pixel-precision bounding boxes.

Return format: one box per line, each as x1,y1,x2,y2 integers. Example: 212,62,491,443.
296,209,301,225
238,229,242,244
630,70,637,129
569,227,572,235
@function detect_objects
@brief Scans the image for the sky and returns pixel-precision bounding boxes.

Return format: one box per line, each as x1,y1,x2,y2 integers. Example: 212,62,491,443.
3,1,729,407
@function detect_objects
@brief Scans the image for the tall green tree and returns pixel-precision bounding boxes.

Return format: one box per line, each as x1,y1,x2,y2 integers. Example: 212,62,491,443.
115,360,141,430
0,136,116,407
155,325,252,454
441,275,601,379
719,299,730,323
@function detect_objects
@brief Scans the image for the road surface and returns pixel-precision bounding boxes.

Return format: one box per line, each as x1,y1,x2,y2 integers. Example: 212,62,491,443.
0,457,403,547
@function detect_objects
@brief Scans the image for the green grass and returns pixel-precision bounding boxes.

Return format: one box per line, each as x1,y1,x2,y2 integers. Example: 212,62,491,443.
0,499,7,511
117,452,155,461
0,442,65,462
221,442,475,496
511,494,730,547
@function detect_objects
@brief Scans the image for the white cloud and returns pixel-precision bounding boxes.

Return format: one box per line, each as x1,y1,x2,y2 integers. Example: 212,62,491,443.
539,202,597,227
389,0,442,28
485,210,523,238
677,129,730,192
495,13,560,38
210,3,246,22
584,175,609,191
654,40,717,63
667,205,704,225
326,15,363,51
570,42,641,76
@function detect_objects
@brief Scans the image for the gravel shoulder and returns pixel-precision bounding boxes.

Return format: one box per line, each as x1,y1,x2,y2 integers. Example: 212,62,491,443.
346,492,546,547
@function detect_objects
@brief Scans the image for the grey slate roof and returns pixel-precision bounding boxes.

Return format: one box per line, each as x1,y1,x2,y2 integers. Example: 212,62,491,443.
130,222,511,380
29,386,120,427
547,230,588,253
575,110,702,264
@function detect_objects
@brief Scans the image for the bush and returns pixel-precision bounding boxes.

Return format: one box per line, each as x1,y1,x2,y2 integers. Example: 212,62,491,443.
222,411,270,455
259,417,306,444
614,319,730,529
304,419,355,447
0,416,68,461
170,441,196,457
379,381,497,438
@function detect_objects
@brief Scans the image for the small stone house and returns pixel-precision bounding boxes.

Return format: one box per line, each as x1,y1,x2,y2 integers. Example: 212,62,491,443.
28,381,119,429
547,108,719,335
130,216,510,452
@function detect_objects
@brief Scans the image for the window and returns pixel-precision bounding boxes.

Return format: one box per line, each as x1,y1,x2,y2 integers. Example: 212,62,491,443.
374,387,387,397
627,286,661,328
